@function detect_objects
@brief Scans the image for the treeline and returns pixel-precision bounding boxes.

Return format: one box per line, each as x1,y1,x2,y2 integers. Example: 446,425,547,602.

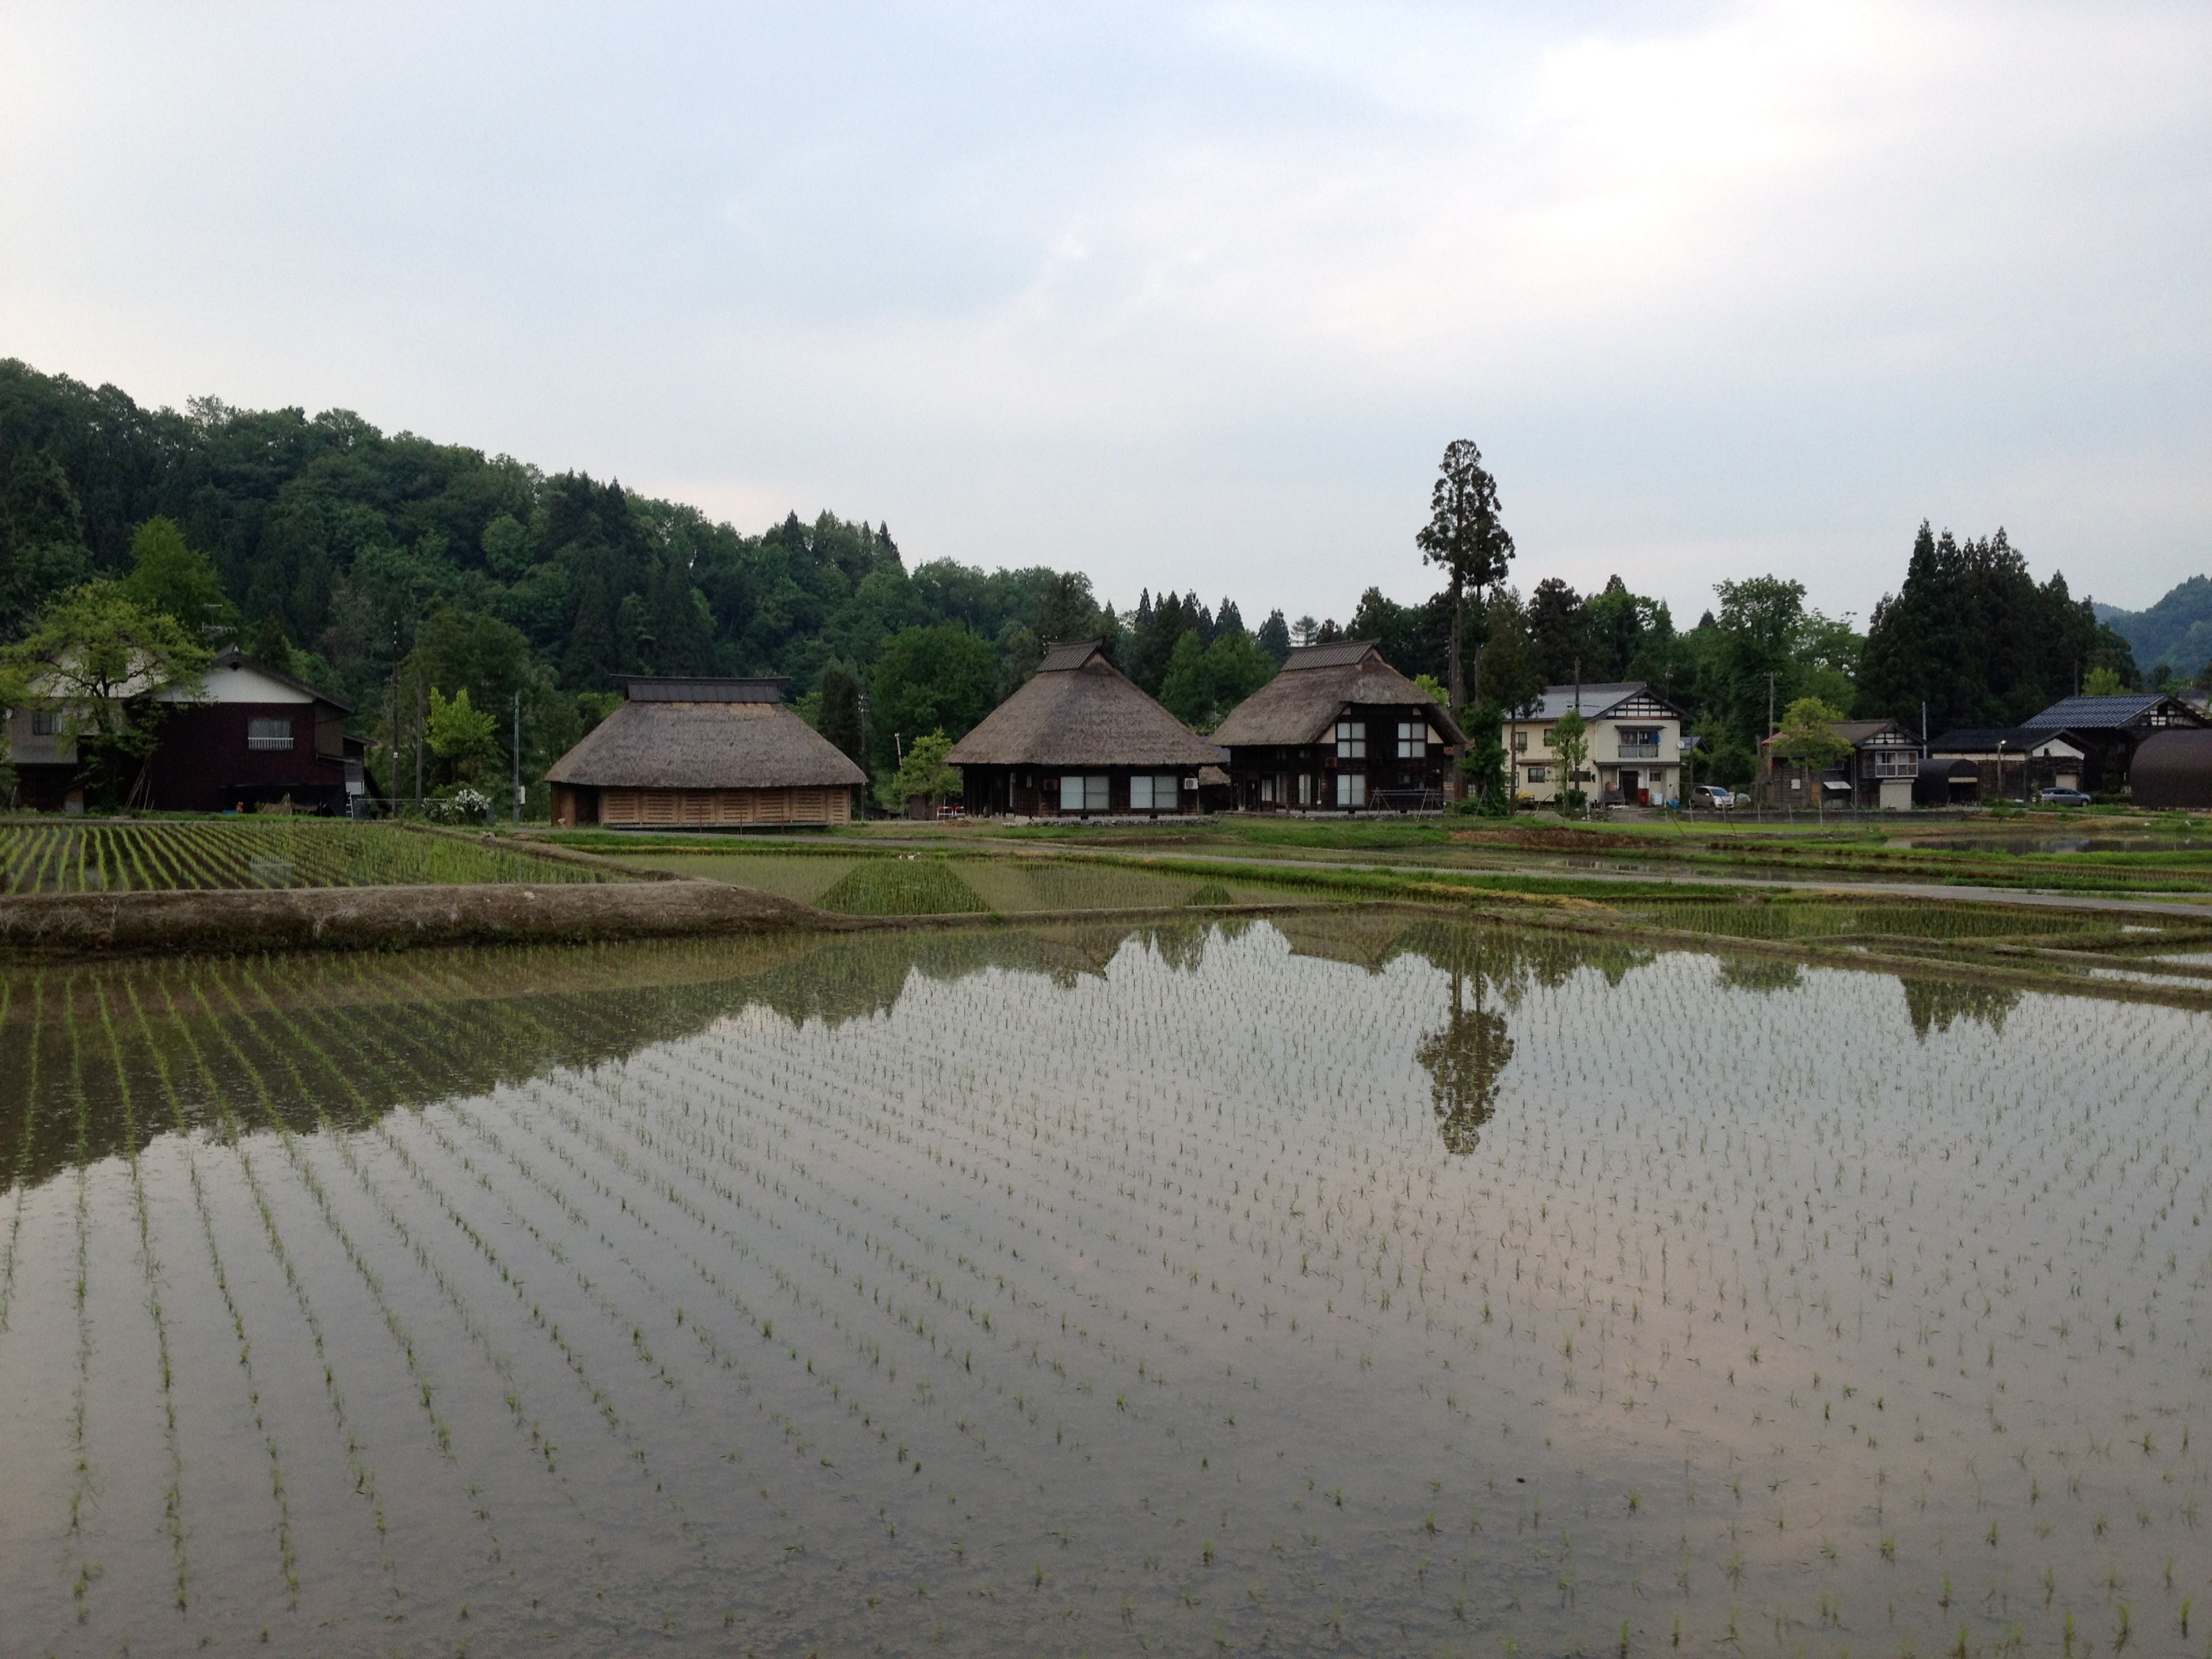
0,357,2142,801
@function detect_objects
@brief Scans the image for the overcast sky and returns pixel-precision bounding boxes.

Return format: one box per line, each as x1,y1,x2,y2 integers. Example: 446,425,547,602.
3,3,2206,627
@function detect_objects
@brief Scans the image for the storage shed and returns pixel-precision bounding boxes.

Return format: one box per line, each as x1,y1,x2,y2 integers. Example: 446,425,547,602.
945,640,1226,818
1912,758,1981,807
2129,729,2212,810
546,677,865,829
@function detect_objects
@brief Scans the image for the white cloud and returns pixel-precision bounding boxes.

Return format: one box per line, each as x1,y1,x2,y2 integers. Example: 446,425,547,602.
0,1,2203,620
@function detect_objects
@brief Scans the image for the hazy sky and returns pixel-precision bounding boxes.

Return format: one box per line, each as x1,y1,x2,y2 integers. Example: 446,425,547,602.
3,3,2206,627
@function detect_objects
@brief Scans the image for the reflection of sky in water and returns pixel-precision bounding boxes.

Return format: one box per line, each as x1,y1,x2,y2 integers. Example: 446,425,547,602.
0,921,2203,1657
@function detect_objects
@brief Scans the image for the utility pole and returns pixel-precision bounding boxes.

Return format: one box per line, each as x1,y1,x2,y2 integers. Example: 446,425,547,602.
387,620,403,820
414,680,425,813
512,690,523,824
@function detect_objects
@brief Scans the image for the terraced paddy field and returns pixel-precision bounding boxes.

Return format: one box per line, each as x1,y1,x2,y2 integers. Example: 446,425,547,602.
0,918,2206,1656
608,848,1284,915
0,819,616,893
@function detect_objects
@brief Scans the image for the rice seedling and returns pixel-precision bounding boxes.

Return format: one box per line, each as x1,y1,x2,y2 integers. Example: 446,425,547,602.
0,819,615,894
0,914,2204,1652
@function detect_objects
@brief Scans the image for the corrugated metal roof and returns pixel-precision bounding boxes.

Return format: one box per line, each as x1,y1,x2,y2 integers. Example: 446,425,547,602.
1280,639,1382,671
1035,640,1108,674
619,676,787,703
2029,693,2203,730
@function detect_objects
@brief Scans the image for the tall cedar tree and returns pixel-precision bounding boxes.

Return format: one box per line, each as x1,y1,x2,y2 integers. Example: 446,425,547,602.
1416,440,1515,710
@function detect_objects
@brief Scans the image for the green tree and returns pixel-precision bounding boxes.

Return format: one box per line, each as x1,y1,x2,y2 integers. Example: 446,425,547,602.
1459,701,1510,817
2083,665,2123,697
427,686,498,784
123,516,235,642
869,625,998,773
1550,709,1590,817
817,663,866,766
1858,523,2127,731
1,581,211,806
886,729,961,810
1769,695,1853,811
1416,440,1515,709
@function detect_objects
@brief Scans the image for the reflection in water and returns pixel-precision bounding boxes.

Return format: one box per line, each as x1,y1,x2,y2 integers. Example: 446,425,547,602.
1415,972,1513,1155
1902,975,2020,1038
1716,956,1805,994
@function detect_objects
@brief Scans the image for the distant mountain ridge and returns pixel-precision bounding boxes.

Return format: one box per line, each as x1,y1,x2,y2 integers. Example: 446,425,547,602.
2095,575,2212,678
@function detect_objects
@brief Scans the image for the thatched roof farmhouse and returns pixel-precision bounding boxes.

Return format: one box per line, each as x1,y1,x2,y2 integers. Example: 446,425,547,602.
945,641,1225,817
546,676,865,828
1210,639,1462,811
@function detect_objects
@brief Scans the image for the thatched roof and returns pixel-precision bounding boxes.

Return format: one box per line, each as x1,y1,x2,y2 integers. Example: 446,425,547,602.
945,642,1225,768
546,685,866,790
1210,640,1463,748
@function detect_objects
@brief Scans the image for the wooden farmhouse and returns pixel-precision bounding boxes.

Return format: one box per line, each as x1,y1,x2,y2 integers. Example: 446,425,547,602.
1758,717,1923,811
546,676,865,829
1210,639,1462,811
4,644,367,815
945,640,1226,818
2020,693,2207,794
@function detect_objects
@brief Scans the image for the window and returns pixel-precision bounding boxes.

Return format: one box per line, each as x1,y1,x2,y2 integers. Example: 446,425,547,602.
1511,730,1527,752
1396,721,1427,759
1525,765,1549,783
247,717,294,752
1297,773,1313,806
1335,773,1366,808
1258,776,1277,804
1334,720,1365,758
1130,773,1178,810
1059,775,1109,811
30,710,63,737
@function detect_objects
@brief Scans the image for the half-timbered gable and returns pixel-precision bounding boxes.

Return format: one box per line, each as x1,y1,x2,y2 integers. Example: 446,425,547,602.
1210,640,1463,811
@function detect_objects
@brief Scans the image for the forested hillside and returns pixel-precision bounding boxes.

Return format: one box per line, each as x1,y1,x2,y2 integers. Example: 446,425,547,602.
0,357,2146,800
2096,578,2212,685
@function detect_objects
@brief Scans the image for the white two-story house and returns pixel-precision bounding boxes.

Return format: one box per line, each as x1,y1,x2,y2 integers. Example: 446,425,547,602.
1509,682,1691,806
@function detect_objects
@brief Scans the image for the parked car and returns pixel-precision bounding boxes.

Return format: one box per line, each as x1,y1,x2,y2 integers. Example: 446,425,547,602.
1690,784,1735,810
2039,786,2093,806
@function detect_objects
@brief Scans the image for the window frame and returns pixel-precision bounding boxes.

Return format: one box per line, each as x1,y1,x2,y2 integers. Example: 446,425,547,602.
1334,772,1366,808
246,716,295,752
1334,719,1366,759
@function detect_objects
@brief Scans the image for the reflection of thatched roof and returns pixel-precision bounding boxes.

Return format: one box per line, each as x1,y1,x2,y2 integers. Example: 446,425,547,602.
945,642,1225,769
1211,640,1464,747
547,693,866,790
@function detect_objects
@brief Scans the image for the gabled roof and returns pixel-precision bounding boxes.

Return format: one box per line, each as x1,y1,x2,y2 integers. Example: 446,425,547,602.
203,645,354,714
1928,726,2089,755
2029,693,2208,731
944,642,1225,768
546,695,866,790
1210,640,1464,748
1759,718,1914,752
1525,682,1689,722
1279,638,1383,671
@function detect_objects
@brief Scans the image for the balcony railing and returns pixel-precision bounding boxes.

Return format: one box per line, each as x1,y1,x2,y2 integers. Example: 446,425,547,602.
1616,741,1662,759
1866,756,1918,778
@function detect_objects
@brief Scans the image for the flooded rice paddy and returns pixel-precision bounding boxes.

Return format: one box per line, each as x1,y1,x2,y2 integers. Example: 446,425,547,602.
1,918,2206,1656
609,851,1282,914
